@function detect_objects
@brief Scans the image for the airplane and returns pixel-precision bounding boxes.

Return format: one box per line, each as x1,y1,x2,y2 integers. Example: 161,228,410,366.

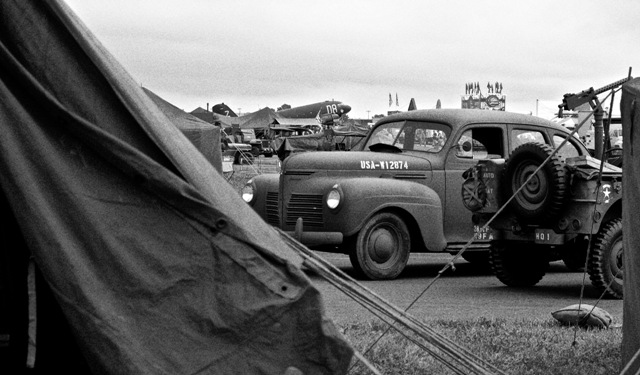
210,100,351,125
210,103,238,117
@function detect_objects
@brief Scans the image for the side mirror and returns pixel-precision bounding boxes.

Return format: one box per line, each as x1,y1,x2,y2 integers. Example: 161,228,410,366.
462,141,472,152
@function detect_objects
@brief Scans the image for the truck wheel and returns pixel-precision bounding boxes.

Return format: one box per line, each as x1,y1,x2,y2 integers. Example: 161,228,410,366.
489,242,548,286
588,219,623,299
504,143,567,224
348,212,410,280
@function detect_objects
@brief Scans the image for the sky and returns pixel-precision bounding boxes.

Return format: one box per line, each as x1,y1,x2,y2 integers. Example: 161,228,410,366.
64,0,638,120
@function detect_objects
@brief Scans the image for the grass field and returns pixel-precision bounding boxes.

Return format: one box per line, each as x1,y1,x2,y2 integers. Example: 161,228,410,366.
344,318,622,375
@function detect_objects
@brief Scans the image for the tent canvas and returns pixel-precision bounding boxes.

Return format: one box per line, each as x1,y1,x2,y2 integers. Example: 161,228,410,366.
621,77,640,372
143,87,223,173
237,107,279,129
0,0,352,373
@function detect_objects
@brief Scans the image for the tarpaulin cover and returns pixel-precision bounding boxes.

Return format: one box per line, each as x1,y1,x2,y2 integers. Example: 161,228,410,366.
143,87,223,173
237,107,280,129
332,122,370,138
274,132,333,161
0,1,352,373
274,123,369,160
621,77,640,372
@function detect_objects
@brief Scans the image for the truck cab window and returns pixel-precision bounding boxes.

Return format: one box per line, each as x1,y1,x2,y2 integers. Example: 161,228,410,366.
553,135,581,160
456,128,504,159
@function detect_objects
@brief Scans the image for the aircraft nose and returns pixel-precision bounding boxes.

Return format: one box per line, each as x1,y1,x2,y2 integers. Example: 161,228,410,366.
339,104,351,115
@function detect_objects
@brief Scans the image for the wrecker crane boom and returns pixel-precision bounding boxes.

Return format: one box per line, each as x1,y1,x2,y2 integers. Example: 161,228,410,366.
558,68,633,158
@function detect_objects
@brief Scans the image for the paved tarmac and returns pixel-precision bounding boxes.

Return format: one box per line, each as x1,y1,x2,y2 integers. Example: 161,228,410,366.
307,252,624,326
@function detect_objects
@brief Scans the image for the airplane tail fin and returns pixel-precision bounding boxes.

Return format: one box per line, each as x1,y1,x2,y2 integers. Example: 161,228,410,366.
407,98,417,111
211,103,238,117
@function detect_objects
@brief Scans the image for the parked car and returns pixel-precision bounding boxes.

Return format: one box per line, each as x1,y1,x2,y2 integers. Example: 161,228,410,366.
242,109,594,279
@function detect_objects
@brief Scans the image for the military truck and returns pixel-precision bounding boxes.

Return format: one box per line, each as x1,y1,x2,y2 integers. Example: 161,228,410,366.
242,109,599,280
221,132,254,165
461,141,623,298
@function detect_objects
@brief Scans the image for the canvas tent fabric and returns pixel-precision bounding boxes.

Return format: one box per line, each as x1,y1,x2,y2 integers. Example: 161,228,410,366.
621,77,640,373
0,1,352,373
143,87,223,173
237,107,280,129
332,121,369,151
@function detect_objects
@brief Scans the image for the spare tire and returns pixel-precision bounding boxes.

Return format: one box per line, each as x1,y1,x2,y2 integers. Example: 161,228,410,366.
504,142,567,224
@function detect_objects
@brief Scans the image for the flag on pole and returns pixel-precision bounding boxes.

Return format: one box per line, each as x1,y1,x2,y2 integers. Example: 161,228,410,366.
389,93,392,107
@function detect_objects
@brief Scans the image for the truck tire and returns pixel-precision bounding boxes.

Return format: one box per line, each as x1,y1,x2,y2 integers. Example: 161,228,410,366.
504,142,567,224
588,219,623,299
489,242,548,286
348,212,410,280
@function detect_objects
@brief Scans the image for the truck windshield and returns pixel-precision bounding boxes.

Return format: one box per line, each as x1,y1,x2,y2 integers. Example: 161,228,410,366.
365,121,451,153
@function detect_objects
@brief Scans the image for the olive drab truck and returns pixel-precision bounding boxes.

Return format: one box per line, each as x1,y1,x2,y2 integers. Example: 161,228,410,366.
461,76,631,299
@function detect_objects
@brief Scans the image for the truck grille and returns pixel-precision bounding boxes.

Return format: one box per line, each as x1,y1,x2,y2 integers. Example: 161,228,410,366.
285,194,324,227
266,192,280,226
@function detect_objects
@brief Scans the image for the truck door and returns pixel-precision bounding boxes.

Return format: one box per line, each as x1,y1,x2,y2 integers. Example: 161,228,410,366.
444,125,506,244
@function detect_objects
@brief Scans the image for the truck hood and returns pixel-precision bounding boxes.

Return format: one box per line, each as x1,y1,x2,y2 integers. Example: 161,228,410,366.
282,150,432,175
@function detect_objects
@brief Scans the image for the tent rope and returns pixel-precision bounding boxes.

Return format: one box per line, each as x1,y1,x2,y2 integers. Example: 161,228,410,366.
619,345,640,375
572,87,620,345
278,229,506,375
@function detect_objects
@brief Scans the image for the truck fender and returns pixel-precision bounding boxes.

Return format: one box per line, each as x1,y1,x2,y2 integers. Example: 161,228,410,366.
245,174,280,218
336,178,447,252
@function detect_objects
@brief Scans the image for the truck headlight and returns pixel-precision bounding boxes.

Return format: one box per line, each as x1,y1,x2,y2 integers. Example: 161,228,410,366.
242,180,255,204
326,184,342,210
